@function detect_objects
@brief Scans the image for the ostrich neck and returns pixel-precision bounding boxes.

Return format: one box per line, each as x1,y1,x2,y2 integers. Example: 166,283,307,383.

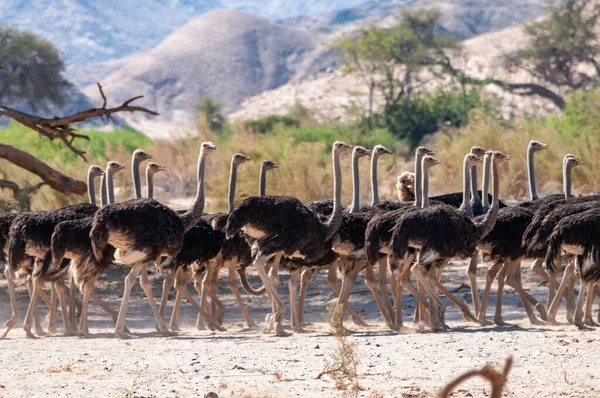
477,159,500,238
460,159,474,217
563,162,573,199
481,154,491,209
100,175,108,206
370,154,380,206
421,162,430,209
350,151,361,213
259,165,268,196
227,159,239,213
413,152,425,207
107,172,116,204
527,146,538,200
180,150,208,232
324,149,344,241
146,169,155,199
470,164,481,206
132,155,143,199
87,170,97,206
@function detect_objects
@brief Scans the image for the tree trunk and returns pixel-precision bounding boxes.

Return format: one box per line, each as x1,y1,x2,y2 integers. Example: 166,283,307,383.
0,143,86,195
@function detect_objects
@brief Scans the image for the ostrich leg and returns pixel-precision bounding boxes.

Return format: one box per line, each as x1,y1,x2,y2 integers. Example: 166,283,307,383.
466,252,481,316
253,252,288,337
198,262,218,331
137,264,175,337
47,284,58,334
547,262,575,324
1,267,20,338
476,259,503,325
504,260,543,325
169,269,192,331
158,272,175,320
327,259,366,326
410,262,444,332
207,262,226,327
54,277,76,335
22,268,44,338
298,268,313,326
566,277,576,324
364,261,393,328
583,281,597,327
78,274,101,338
572,279,588,329
227,259,256,328
69,273,78,333
377,257,394,321
333,260,363,331
288,268,302,332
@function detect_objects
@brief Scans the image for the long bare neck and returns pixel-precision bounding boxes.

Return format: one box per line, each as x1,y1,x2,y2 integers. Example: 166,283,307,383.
421,162,430,209
259,165,268,196
87,170,97,205
527,146,538,200
477,158,500,237
370,153,380,206
107,171,116,204
481,154,491,210
146,169,155,199
132,154,143,199
563,160,573,199
180,150,209,232
350,151,361,213
413,152,424,207
100,175,108,206
460,158,474,217
227,159,239,213
470,164,481,207
324,149,344,241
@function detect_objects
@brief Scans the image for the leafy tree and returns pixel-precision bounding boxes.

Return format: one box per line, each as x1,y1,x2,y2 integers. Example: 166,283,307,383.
199,96,226,134
0,25,72,110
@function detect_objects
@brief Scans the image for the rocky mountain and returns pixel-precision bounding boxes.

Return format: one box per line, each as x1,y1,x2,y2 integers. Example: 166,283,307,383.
0,0,367,66
84,10,327,138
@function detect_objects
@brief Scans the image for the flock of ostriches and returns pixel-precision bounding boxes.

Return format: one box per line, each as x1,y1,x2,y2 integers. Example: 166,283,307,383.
0,140,598,339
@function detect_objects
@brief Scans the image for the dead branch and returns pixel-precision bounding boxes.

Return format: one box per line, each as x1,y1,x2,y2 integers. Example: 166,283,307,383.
0,83,158,160
0,179,20,198
0,143,86,195
438,357,513,398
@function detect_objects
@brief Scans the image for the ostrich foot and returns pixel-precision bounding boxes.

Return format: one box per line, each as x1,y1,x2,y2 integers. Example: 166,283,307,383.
292,325,307,333
47,324,58,335
275,323,291,337
493,317,513,327
169,322,181,332
534,303,548,321
159,329,177,337
583,317,598,327
63,328,78,337
78,328,90,338
1,316,19,338
528,316,545,326
115,328,138,339
350,314,367,327
34,325,47,337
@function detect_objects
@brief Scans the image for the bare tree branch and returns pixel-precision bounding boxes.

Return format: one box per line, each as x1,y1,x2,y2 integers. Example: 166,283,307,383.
0,179,21,198
0,143,86,195
438,357,513,398
0,84,159,160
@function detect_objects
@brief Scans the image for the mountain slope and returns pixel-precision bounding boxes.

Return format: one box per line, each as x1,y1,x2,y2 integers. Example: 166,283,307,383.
84,10,325,138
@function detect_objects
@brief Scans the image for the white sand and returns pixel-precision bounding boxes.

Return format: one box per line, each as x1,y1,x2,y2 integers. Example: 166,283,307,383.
1,260,597,398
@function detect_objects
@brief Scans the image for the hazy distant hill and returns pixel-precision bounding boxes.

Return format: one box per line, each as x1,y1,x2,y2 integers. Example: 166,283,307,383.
0,0,367,66
84,10,326,138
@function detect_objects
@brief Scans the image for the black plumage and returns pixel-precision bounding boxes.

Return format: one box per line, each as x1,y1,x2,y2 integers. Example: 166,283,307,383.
365,204,413,265
474,206,533,261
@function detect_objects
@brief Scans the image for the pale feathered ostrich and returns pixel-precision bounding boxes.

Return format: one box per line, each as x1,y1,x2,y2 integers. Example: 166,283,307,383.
226,141,351,336
474,154,582,326
90,142,217,338
3,165,105,338
50,161,129,337
159,153,252,332
390,152,509,331
545,208,600,327
396,172,415,203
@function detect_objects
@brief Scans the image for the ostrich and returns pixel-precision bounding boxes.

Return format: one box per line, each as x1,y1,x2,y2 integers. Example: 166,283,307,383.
334,154,441,330
396,172,415,203
545,208,600,327
474,154,583,325
131,149,153,199
145,162,166,198
285,145,372,332
50,161,130,337
90,142,218,338
226,141,351,336
3,165,105,338
390,151,509,331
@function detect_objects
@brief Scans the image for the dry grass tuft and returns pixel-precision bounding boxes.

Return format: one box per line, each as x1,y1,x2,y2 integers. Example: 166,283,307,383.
45,363,72,373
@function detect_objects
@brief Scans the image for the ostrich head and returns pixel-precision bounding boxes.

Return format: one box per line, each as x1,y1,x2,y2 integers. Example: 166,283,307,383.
528,140,547,153
201,141,217,154
373,145,392,157
333,141,352,153
492,151,511,164
107,161,126,175
416,146,435,157
422,155,441,169
133,149,152,162
565,154,583,167
89,165,105,177
353,146,371,158
232,153,251,165
465,153,483,166
146,162,166,176
262,160,279,171
470,146,488,158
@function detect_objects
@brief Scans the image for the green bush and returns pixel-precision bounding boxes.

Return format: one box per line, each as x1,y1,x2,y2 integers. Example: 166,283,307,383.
245,115,300,134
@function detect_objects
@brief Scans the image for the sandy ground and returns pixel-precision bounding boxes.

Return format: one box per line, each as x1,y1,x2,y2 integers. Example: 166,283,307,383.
1,260,599,398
